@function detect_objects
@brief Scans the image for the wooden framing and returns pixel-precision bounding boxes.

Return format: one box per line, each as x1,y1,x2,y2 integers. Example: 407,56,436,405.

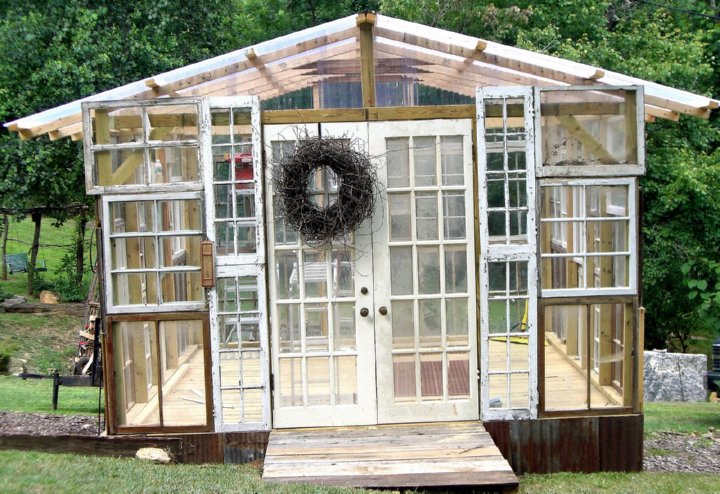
105,312,213,434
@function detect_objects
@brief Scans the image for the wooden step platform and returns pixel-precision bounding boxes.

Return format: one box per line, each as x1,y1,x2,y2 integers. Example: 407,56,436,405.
262,421,518,491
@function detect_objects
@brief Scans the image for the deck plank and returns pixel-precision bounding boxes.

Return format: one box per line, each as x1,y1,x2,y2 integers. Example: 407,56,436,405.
262,421,518,489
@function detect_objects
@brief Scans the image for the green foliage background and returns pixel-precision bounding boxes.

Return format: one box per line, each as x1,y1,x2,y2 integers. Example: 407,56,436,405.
0,0,718,350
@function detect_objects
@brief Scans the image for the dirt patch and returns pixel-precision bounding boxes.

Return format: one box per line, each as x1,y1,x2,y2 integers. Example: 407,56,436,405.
0,411,103,436
644,430,720,473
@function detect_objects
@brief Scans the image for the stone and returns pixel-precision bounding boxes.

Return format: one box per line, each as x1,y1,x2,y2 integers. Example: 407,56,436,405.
9,358,27,375
0,296,26,311
644,350,707,402
135,447,172,464
39,291,59,304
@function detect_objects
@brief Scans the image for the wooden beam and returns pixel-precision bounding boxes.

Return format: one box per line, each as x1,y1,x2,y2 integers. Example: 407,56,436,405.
555,115,617,163
358,13,376,108
155,27,357,96
261,104,475,125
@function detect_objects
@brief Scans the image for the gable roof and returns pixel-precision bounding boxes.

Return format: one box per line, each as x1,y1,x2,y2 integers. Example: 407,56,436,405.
6,13,719,141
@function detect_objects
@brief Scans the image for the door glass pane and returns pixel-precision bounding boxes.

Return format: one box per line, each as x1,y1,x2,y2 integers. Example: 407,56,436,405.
441,136,464,186
420,353,443,398
392,300,415,349
417,246,440,294
390,246,413,295
278,304,301,353
386,138,410,188
335,356,358,405
415,192,438,240
278,357,303,406
305,304,328,352
393,355,416,400
333,302,356,350
389,193,411,240
307,357,330,405
418,298,441,347
414,136,436,186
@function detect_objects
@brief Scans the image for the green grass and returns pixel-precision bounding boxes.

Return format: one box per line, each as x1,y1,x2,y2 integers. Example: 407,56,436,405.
0,312,81,374
644,402,720,435
0,450,364,494
519,472,720,493
0,375,102,415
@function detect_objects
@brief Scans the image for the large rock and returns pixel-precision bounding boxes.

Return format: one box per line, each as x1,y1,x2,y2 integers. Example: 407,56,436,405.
135,447,172,464
644,350,707,402
0,295,26,312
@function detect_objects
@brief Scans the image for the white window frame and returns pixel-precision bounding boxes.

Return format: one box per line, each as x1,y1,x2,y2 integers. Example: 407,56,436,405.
539,178,637,297
477,86,539,420
101,191,205,314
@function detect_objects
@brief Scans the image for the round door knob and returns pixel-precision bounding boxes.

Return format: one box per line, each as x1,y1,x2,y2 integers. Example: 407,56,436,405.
360,307,369,317
360,287,368,295
378,306,388,316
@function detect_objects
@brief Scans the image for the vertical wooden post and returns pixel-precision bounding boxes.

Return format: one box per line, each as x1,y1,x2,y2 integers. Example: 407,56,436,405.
357,12,377,108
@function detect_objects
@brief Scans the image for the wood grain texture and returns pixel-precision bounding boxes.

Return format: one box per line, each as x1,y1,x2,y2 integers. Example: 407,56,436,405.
262,421,518,489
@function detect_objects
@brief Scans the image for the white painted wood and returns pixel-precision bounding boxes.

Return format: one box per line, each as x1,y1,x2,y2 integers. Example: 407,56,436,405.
265,122,378,428
370,119,479,424
203,97,271,432
477,87,538,421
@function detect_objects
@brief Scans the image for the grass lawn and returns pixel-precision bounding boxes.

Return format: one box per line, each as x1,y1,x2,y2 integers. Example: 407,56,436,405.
644,402,720,435
0,375,102,415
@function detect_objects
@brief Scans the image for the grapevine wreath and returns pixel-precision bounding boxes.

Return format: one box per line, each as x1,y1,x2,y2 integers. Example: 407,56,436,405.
273,136,378,246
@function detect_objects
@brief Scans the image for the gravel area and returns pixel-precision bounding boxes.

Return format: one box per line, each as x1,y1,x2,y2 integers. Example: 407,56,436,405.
0,411,103,436
644,430,720,473
1,412,718,473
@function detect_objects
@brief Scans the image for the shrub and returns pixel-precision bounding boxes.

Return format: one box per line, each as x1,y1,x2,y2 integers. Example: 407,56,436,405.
0,342,18,374
51,252,90,303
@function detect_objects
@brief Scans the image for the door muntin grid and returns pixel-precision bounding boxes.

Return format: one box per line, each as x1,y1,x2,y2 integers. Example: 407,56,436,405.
385,133,475,406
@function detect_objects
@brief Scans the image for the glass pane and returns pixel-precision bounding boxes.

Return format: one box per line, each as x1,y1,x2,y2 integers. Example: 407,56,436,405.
160,272,203,303
414,136,436,186
110,201,155,233
332,302,356,351
241,350,262,387
160,320,206,426
487,176,505,208
540,89,638,166
278,357,303,406
444,247,467,293
488,211,506,240
417,246,440,294
305,304,328,351
243,389,263,422
420,353,443,398
278,304,301,353
390,246,413,296
211,111,231,145
303,251,327,298
443,192,466,240
335,356,358,405
221,389,241,423
159,236,202,268
416,192,438,240
93,107,143,145
441,136,464,186
446,298,468,347
275,250,299,299
215,222,233,256
158,200,201,232
95,149,145,186
233,108,252,144
148,147,199,184
448,353,470,397
393,355,416,400
386,138,410,188
489,300,508,334
418,298,441,348
113,273,157,306
510,373,529,409
389,193,411,241
147,105,199,141
331,248,354,297
488,374,508,409
392,300,415,349
306,357,330,405
111,237,156,270
508,176,527,208
113,321,160,427
217,278,238,313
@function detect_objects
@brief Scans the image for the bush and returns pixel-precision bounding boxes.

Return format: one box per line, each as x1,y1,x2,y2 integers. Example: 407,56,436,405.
0,342,18,374
51,252,90,303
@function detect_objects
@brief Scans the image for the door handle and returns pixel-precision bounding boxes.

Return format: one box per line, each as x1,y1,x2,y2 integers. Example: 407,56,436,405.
360,308,369,317
378,306,388,316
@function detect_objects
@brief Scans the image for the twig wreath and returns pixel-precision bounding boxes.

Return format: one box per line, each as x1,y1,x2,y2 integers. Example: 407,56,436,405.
273,136,378,246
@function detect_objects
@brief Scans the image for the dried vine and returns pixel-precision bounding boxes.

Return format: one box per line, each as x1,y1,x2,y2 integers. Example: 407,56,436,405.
272,136,378,246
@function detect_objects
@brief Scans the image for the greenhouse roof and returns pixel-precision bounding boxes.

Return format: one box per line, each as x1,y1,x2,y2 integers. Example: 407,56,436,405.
6,13,719,141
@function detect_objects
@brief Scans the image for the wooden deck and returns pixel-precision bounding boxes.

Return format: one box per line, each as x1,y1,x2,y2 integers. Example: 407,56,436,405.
262,421,519,490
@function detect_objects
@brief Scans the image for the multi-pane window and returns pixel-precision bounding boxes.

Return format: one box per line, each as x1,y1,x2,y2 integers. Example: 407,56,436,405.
104,193,204,312
539,180,635,296
85,100,201,192
210,108,257,256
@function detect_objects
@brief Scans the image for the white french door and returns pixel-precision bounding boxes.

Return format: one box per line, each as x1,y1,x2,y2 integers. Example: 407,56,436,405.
266,119,478,428
371,119,479,423
266,123,377,428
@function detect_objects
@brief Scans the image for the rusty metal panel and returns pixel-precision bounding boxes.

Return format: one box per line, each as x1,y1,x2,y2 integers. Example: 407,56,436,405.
180,433,224,464
223,432,269,464
509,418,599,474
599,414,643,472
483,421,512,467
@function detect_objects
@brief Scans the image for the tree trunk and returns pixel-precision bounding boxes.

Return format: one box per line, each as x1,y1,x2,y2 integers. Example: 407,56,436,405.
27,211,42,296
74,212,87,284
1,213,8,280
